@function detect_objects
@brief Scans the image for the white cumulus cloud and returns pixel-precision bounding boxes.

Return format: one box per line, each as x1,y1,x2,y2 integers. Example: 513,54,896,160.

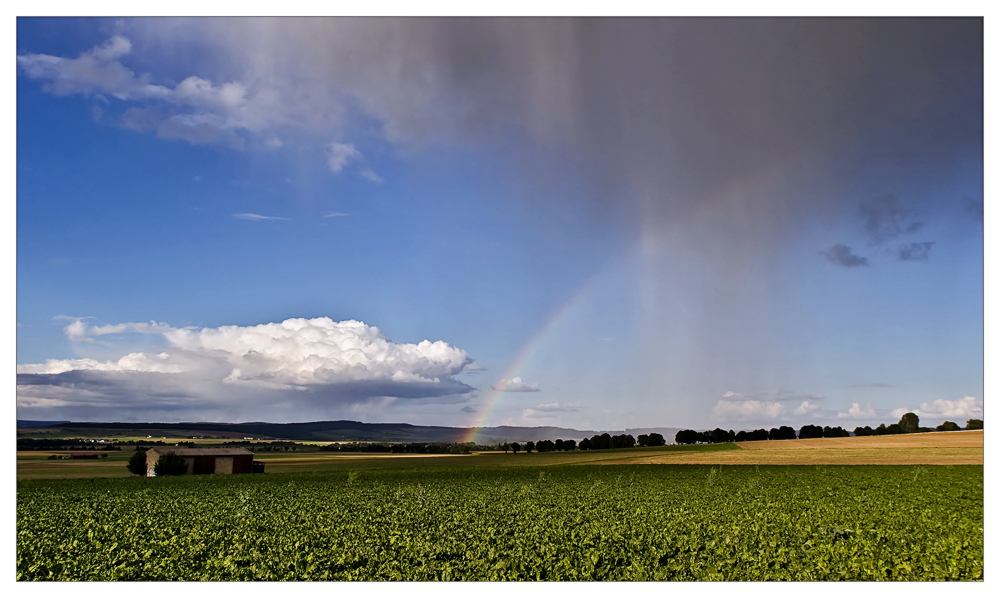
62,318,91,342
17,317,475,420
795,400,820,416
712,399,787,421
490,377,540,392
892,396,983,421
17,36,312,150
326,141,360,173
838,402,877,419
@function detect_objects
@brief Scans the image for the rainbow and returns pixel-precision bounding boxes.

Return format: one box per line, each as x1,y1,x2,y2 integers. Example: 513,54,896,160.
461,271,607,444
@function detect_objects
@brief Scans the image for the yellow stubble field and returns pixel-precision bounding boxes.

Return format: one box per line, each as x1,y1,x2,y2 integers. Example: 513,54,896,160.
603,429,983,465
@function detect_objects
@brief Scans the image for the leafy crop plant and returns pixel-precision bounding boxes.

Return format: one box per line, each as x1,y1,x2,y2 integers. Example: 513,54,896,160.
16,465,982,581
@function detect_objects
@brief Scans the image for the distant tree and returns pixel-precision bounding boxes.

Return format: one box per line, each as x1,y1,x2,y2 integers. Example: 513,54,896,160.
874,423,887,436
936,421,961,432
153,452,187,476
598,433,612,449
750,429,769,441
578,438,592,450
126,448,148,475
798,424,824,439
898,412,920,434
511,442,521,454
525,441,535,453
885,423,905,435
822,426,850,438
611,434,635,449
707,428,733,443
966,419,983,430
501,442,510,454
734,431,748,442
675,430,700,445
853,426,874,437
554,439,565,451
646,433,665,446
637,434,650,446
564,439,577,451
777,426,797,440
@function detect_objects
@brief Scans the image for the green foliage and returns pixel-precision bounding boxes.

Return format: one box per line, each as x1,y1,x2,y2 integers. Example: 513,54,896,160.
965,419,983,430
936,421,961,432
152,452,187,476
16,465,982,581
126,450,148,476
798,425,824,439
898,412,920,434
637,433,665,447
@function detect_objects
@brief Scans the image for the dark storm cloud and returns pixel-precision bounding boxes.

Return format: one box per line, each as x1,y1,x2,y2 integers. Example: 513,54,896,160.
896,241,935,261
17,371,196,399
121,17,981,260
820,244,869,268
964,198,984,222
20,18,979,272
860,194,924,245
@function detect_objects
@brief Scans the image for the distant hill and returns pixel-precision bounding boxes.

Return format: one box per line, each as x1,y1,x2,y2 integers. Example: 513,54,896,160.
18,420,680,443
16,420,71,428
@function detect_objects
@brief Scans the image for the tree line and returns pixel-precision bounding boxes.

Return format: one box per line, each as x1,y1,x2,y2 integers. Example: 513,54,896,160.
498,433,666,453
675,414,983,444
319,442,472,454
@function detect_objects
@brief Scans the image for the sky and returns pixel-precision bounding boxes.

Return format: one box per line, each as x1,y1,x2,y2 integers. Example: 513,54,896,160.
15,17,986,431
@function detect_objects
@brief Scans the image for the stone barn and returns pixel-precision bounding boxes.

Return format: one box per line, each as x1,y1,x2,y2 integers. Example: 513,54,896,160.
145,447,264,476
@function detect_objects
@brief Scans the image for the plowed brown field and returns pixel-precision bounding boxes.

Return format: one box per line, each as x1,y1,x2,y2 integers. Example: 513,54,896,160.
601,430,983,465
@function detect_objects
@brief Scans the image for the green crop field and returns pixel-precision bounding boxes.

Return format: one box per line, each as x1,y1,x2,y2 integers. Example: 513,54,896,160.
16,464,982,581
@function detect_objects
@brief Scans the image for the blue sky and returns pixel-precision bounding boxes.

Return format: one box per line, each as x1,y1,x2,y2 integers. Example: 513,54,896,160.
15,17,985,430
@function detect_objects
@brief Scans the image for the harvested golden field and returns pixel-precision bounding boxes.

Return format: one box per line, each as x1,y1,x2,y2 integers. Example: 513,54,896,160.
602,430,983,466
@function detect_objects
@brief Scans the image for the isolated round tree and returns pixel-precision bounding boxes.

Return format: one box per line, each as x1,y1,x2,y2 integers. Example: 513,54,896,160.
898,412,920,434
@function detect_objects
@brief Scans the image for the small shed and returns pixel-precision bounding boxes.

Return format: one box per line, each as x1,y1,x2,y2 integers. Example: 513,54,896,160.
145,447,261,476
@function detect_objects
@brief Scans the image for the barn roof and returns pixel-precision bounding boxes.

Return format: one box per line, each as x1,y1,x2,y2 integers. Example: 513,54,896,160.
146,447,253,456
